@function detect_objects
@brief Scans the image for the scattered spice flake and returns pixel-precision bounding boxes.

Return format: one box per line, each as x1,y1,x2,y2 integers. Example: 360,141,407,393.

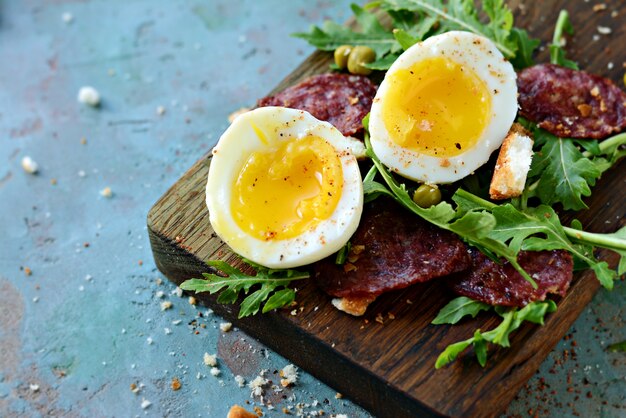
100,187,113,198
50,178,57,185
23,267,32,276
279,364,298,387
203,353,217,367
253,406,264,416
220,322,233,332
80,137,87,145
130,383,139,394
171,377,182,391
21,156,39,174
160,301,173,311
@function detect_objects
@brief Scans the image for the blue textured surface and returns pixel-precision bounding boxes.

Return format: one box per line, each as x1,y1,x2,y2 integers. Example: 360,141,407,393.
0,1,624,417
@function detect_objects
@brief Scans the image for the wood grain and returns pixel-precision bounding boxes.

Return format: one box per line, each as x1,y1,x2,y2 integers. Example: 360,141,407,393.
147,1,625,417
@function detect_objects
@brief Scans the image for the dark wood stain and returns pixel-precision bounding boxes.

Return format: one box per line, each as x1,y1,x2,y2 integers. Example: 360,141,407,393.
147,1,625,417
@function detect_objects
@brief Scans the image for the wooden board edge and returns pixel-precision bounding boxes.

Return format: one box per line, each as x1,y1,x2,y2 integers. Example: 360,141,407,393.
146,220,447,418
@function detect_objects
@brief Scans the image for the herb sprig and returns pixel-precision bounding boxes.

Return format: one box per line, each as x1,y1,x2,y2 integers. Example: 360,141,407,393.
180,259,309,318
294,0,540,71
364,132,626,290
434,297,557,368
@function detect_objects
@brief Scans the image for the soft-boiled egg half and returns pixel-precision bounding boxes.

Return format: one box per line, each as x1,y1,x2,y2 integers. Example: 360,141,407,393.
206,107,364,269
369,31,518,184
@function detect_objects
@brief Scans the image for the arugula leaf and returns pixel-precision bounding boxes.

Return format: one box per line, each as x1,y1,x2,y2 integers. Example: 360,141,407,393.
453,189,624,290
365,137,536,285
335,241,352,265
509,28,540,69
381,0,517,58
607,340,626,353
473,330,488,367
180,259,309,318
393,28,419,50
295,0,538,70
435,338,473,369
435,300,557,368
293,4,396,59
527,128,601,210
432,296,491,325
549,10,578,69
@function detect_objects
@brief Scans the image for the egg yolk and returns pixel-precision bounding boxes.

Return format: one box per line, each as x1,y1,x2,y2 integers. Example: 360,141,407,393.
382,56,491,157
231,135,343,241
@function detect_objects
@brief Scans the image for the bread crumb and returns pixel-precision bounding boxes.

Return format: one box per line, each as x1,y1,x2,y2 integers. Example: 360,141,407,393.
188,296,197,305
62,12,73,23
203,353,217,367
160,301,173,311
597,25,612,35
577,104,592,117
331,296,375,316
220,322,233,332
249,376,268,398
235,375,246,388
210,367,221,377
335,392,343,399
156,105,166,115
227,405,257,418
592,3,607,11
29,384,39,392
146,337,153,345
279,364,298,387
140,398,152,409
21,156,39,174
100,187,113,198
489,123,534,200
77,86,101,107
171,377,181,391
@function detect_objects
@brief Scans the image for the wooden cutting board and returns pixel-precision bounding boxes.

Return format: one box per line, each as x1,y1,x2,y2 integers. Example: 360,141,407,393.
147,1,625,417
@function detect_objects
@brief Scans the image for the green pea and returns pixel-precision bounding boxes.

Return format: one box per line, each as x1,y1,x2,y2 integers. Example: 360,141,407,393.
334,45,353,70
412,184,442,208
347,46,376,75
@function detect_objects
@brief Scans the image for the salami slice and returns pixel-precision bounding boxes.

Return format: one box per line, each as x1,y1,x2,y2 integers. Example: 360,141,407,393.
314,199,471,301
257,73,377,137
447,248,573,307
517,64,626,139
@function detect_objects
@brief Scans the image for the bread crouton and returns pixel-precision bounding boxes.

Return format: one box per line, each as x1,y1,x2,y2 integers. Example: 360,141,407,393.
331,295,376,316
489,123,534,200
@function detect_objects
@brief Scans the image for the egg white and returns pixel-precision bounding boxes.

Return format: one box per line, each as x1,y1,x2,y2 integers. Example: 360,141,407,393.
206,107,363,269
369,31,518,184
